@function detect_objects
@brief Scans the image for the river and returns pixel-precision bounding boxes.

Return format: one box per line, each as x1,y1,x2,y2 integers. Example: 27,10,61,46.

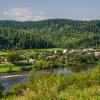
0,65,94,92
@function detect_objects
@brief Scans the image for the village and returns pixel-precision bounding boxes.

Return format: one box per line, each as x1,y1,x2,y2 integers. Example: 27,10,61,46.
0,48,100,73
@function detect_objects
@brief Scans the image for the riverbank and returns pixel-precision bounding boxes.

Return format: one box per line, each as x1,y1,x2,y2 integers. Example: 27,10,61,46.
0,74,25,79
0,67,70,80
0,67,21,73
0,63,33,73
2,66,100,100
0,67,71,93
0,66,96,94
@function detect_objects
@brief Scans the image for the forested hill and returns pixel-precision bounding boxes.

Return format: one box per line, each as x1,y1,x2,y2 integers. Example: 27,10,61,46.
0,19,100,49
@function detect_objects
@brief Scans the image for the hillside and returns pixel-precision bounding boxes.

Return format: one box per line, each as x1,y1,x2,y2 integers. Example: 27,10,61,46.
0,19,100,49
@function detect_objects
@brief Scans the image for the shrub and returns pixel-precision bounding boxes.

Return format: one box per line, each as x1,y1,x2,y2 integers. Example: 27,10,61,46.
9,83,27,95
7,52,21,62
20,66,32,71
13,60,32,66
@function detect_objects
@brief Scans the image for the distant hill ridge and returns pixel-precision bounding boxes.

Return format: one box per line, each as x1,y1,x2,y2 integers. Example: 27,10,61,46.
0,19,100,49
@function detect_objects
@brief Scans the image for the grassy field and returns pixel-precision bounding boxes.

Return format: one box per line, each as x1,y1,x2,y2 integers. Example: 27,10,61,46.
0,62,20,72
0,67,21,73
0,63,33,73
0,51,10,56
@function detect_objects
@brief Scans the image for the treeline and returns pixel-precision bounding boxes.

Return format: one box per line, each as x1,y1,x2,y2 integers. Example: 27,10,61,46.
0,19,100,49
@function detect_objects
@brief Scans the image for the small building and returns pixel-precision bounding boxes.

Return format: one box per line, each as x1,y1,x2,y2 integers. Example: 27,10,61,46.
83,48,96,52
62,49,68,54
94,52,100,56
39,52,43,55
88,48,96,52
29,58,35,63
46,54,59,60
69,49,77,53
54,50,57,54
83,49,88,52
46,56,52,60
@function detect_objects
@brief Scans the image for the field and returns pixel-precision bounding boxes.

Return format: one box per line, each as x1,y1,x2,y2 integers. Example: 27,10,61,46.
0,51,10,56
0,66,20,73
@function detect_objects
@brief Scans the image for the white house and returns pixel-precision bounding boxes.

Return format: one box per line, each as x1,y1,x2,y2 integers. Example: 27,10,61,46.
83,48,89,52
83,48,96,52
29,58,35,63
94,52,100,56
62,49,68,54
54,50,57,54
69,49,76,53
39,52,43,55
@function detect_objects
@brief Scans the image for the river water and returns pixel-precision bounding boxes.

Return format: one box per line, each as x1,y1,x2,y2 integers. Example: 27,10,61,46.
0,65,93,92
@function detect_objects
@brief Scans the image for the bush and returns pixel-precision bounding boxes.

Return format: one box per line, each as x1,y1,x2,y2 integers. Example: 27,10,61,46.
20,66,32,71
13,60,32,66
9,83,27,95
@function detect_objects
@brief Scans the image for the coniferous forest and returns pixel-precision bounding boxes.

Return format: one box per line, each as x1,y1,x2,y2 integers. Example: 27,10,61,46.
1,19,100,50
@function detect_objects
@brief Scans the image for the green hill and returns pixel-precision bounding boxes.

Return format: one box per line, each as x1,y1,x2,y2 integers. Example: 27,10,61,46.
0,19,100,49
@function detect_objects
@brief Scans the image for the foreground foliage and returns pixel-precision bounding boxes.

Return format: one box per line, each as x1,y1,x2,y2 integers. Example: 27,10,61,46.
2,66,100,100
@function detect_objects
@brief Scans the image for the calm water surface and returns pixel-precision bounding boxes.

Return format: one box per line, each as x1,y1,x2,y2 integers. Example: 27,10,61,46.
0,66,93,92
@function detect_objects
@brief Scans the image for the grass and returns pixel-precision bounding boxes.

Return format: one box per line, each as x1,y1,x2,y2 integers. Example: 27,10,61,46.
4,85,100,100
0,66,21,73
0,51,10,56
0,63,33,73
0,63,21,73
16,48,64,52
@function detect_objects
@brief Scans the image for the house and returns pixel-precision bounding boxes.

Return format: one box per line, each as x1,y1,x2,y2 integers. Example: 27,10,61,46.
29,58,35,63
46,54,59,60
83,48,96,52
94,52,100,56
0,56,7,62
39,52,43,55
62,49,68,54
69,49,77,53
54,50,57,54
46,56,52,60
83,49,89,52
88,48,96,52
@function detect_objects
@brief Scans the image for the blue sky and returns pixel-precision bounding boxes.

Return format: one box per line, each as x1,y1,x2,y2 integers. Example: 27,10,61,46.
0,0,100,21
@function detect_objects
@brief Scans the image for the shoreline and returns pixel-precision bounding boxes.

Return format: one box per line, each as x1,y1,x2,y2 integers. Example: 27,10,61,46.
0,74,26,79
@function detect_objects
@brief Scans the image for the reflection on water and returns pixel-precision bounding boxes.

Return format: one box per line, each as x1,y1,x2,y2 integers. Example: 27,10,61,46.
2,75,27,92
67,64,94,72
0,65,94,92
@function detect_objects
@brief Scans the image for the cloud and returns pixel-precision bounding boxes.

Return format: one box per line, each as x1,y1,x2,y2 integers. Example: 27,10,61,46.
3,7,47,21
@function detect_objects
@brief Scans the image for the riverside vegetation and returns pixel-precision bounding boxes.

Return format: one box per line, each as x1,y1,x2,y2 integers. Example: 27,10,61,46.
0,66,100,100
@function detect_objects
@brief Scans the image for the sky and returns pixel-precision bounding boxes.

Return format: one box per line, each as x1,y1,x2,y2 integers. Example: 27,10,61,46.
0,0,100,21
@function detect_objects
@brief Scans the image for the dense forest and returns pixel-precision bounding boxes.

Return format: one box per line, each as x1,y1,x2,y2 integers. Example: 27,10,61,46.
0,19,100,49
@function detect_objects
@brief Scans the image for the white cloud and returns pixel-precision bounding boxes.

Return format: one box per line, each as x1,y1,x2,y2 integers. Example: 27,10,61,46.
3,7,47,21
